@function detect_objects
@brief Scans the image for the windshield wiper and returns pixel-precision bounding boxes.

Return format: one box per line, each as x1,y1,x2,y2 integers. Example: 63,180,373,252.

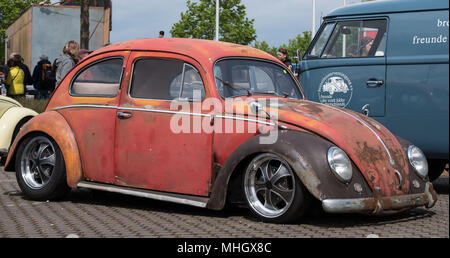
252,91,290,98
215,76,252,96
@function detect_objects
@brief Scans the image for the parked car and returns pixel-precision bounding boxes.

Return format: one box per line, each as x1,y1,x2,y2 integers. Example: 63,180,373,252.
0,95,38,165
4,38,437,223
297,0,449,181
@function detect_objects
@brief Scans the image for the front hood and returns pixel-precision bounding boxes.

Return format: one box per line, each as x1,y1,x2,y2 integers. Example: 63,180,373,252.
233,97,410,197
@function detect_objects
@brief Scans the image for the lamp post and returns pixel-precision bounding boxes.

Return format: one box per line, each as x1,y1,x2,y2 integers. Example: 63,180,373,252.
312,0,316,38
215,0,219,41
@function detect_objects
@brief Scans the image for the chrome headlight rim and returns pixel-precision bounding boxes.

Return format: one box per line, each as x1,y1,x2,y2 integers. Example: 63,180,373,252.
327,146,353,183
407,145,428,179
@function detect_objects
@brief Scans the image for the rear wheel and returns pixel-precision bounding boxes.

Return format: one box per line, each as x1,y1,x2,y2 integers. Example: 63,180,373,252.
243,153,310,223
15,134,69,200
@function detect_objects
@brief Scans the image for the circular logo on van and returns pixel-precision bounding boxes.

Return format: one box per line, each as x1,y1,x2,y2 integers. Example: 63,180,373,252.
318,72,353,108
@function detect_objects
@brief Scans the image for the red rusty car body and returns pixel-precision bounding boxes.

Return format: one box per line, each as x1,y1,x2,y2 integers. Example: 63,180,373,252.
4,38,437,223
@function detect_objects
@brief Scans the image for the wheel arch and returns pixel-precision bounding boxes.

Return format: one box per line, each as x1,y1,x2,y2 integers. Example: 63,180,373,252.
207,129,373,211
207,130,326,210
5,111,83,188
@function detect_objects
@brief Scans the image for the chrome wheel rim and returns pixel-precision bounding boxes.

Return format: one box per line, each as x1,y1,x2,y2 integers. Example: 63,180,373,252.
20,136,56,190
244,154,295,218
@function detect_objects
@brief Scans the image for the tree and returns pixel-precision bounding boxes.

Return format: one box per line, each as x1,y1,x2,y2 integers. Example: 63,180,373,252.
253,40,277,56
253,31,312,60
170,0,256,46
0,0,40,62
80,0,90,49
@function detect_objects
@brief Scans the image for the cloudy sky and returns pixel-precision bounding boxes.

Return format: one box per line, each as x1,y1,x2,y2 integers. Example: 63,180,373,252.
109,0,362,47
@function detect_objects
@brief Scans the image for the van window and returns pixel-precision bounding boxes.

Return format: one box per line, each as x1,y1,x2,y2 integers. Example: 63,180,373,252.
309,19,387,59
309,23,335,57
71,58,123,96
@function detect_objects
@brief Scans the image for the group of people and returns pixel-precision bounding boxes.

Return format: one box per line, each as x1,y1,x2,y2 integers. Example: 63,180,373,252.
0,40,88,100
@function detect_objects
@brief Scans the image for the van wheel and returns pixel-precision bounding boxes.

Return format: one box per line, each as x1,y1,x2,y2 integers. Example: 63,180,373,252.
427,159,447,182
15,135,69,200
243,153,310,223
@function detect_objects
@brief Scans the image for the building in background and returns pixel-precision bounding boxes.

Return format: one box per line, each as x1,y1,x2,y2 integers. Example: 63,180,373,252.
5,1,111,69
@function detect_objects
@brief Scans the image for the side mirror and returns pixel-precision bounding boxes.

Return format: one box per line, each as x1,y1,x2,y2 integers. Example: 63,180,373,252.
297,49,302,61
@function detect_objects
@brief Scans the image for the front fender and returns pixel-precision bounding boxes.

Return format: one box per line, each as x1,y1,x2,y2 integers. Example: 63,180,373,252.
0,107,38,150
206,129,372,210
5,111,83,188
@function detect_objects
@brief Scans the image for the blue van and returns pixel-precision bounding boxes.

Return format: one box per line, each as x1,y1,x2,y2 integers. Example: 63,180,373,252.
298,0,449,180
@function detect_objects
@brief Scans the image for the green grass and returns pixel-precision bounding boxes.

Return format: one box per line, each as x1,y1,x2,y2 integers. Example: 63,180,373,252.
14,96,49,114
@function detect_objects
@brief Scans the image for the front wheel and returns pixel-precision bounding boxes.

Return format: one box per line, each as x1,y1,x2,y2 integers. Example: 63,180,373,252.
15,134,69,200
243,153,310,223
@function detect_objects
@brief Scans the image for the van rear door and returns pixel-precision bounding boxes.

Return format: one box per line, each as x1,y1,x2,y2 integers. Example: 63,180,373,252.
299,19,388,117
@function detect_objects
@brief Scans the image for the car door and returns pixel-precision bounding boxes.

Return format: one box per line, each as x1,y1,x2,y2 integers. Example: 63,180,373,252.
114,52,212,197
56,53,128,183
299,19,387,117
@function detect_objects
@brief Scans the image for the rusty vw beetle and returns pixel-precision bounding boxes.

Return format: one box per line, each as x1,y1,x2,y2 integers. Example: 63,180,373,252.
4,38,437,223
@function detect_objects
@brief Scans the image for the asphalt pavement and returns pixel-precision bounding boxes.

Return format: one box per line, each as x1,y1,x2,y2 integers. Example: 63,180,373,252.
0,166,448,238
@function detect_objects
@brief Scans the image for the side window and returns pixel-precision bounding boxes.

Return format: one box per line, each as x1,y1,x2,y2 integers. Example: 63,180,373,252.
317,19,387,59
180,64,205,101
71,58,123,96
130,58,205,101
308,22,335,57
130,58,184,100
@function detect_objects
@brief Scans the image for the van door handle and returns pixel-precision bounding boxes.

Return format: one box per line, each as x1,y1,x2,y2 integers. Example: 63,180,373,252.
366,79,384,88
117,111,132,119
362,104,370,116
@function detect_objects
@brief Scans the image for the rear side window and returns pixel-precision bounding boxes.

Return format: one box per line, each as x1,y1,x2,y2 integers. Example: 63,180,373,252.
130,58,205,101
308,19,387,59
71,58,123,96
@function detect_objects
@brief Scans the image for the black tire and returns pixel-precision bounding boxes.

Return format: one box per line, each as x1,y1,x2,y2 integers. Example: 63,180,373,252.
243,153,310,223
15,134,70,201
427,159,448,182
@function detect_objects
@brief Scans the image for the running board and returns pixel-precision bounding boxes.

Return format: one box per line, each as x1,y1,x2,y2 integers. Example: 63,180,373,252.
77,181,209,208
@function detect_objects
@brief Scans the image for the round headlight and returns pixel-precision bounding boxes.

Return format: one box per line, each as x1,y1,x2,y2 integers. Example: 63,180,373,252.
327,147,353,183
408,145,428,178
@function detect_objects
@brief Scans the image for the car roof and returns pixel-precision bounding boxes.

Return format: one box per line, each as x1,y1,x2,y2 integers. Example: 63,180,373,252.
91,38,279,65
325,0,449,18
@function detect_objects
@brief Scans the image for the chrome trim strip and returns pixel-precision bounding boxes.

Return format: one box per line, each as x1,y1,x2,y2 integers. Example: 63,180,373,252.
54,104,117,110
54,104,276,125
77,181,208,208
118,106,211,117
305,100,395,166
216,114,276,126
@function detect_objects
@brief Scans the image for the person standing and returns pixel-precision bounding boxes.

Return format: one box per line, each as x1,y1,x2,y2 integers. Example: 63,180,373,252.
277,48,293,72
15,54,33,87
78,49,91,61
55,40,80,87
5,56,25,98
32,55,54,99
159,31,165,38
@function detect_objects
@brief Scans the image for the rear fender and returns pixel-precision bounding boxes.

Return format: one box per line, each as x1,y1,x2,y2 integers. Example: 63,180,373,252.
5,111,83,188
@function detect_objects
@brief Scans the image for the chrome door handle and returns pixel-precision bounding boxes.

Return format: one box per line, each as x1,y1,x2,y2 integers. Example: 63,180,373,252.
366,80,384,88
117,111,132,119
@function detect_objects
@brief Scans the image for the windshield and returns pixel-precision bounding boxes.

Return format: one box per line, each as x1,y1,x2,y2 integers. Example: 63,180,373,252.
214,59,303,99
